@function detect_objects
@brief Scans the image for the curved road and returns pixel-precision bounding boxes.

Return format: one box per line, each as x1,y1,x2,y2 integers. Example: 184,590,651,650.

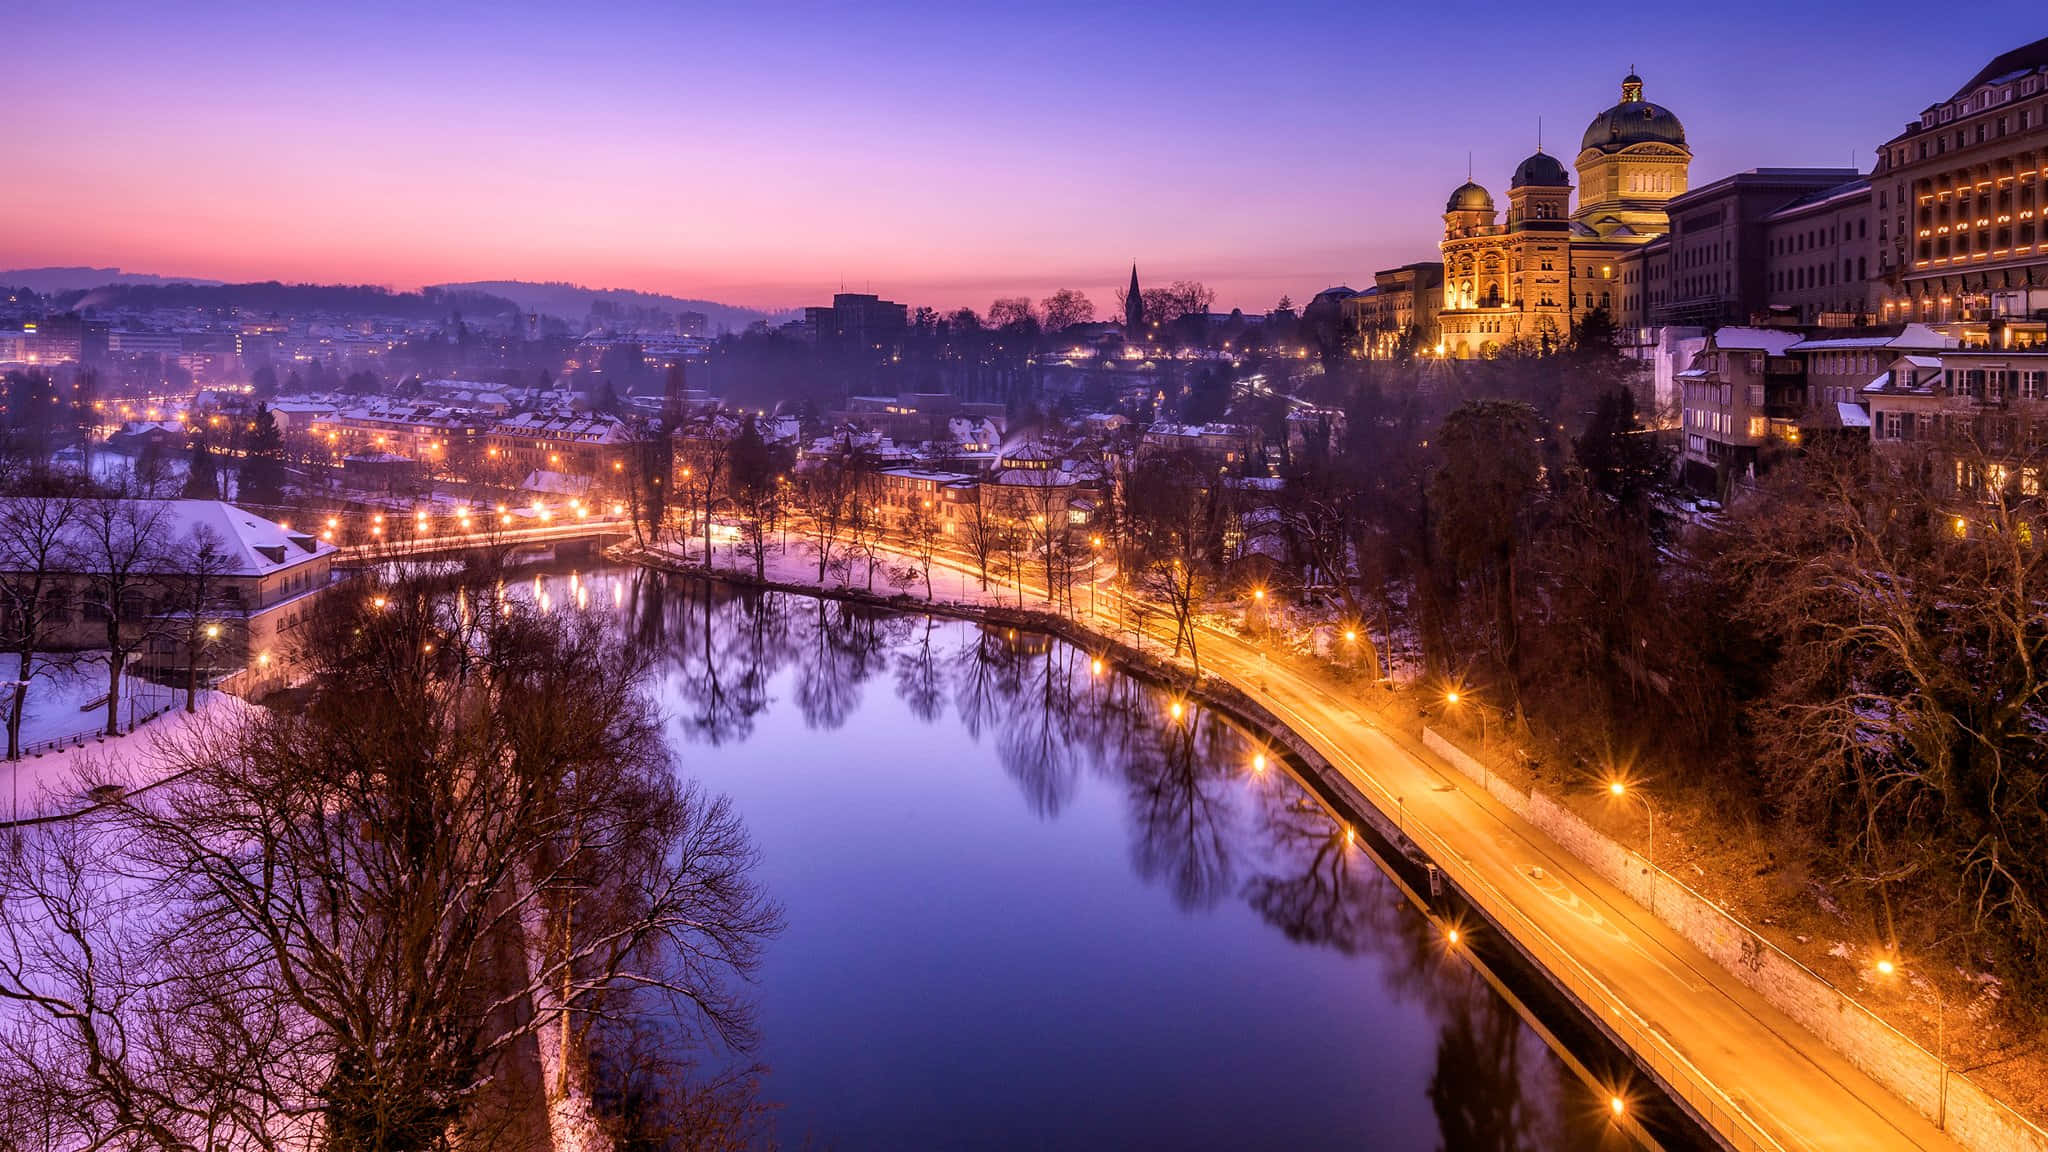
912,548,1963,1152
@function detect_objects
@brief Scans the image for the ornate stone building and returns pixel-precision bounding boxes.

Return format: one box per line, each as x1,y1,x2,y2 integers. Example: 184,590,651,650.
1439,74,1693,357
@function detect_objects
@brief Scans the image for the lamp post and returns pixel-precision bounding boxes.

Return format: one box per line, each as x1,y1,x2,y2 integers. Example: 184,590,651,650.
1876,956,1949,1130
1445,688,1487,744
1089,535,1103,620
1607,780,1656,912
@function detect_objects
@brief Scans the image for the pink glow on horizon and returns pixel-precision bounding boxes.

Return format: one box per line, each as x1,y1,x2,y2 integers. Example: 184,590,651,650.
7,2,2011,314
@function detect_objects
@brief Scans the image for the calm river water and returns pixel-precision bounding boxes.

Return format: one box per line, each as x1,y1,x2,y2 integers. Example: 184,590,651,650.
548,562,1636,1151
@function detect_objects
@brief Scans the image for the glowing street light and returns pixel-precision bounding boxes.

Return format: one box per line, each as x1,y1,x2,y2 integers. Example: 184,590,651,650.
1606,779,1657,911
1251,752,1266,773
1169,700,1185,721
1874,953,1949,1129
1609,1096,1627,1118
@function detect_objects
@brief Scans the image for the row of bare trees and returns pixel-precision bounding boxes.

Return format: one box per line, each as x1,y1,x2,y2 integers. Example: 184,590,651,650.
1,494,247,758
0,563,781,1150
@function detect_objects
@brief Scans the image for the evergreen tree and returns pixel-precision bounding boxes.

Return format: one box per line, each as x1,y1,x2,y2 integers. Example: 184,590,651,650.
237,403,288,507
182,436,221,500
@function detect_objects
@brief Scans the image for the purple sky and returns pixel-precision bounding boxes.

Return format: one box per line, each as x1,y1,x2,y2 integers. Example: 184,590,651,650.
6,2,2039,313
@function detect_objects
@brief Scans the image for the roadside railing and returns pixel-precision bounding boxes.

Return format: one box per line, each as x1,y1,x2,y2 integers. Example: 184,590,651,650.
9,680,176,761
870,550,1791,1151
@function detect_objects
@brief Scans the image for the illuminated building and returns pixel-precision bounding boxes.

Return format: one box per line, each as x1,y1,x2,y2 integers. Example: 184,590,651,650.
1438,73,1692,358
1342,262,1444,358
1875,35,2048,325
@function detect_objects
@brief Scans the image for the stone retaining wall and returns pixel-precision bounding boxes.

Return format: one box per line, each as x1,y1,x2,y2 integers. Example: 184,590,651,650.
1423,726,2047,1152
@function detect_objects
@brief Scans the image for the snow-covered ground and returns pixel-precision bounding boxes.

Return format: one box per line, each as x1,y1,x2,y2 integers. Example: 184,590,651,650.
3,690,252,824
6,655,178,751
10,656,110,749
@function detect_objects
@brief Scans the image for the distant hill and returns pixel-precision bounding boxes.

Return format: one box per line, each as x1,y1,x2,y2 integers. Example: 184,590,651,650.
56,281,520,322
1,266,226,294
434,280,792,334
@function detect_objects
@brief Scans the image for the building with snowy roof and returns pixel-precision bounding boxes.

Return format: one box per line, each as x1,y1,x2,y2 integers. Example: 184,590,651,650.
0,498,340,693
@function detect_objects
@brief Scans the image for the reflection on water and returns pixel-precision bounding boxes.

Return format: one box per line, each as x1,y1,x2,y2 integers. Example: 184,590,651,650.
540,565,1633,1151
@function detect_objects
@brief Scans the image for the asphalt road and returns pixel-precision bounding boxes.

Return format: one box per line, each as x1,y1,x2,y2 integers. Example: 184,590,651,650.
910,550,1964,1152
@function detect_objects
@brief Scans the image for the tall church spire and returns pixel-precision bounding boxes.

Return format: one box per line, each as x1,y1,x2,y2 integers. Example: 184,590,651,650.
1125,263,1143,333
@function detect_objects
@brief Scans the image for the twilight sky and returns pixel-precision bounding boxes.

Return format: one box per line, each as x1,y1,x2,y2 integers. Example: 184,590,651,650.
6,1,2041,314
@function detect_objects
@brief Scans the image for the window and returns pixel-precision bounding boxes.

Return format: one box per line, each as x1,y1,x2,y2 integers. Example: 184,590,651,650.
2024,371,2045,401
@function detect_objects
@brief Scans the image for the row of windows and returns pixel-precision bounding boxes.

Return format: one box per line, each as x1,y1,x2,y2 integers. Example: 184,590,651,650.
1772,218,1868,255
1772,258,1869,292
1948,368,2048,401
1903,97,2047,163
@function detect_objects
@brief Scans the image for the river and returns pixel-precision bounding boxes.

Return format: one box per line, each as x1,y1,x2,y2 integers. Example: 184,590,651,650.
541,562,1639,1150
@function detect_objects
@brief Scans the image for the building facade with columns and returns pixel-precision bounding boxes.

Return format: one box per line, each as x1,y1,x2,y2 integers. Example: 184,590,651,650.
1438,74,1693,357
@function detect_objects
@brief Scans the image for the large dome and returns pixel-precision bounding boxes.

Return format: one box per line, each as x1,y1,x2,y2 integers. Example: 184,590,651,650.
1581,73,1686,154
1510,151,1570,188
1446,181,1495,213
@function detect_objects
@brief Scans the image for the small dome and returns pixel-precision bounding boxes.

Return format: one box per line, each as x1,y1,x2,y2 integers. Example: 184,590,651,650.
1446,181,1495,214
1510,151,1570,188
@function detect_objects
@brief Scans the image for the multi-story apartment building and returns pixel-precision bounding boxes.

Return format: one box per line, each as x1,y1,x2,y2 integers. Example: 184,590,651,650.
482,412,634,481
1636,168,1861,328
1676,327,1805,491
1763,179,1880,326
803,293,909,349
305,402,484,467
1876,36,2048,325
1344,262,1444,357
1865,348,2048,493
0,499,337,691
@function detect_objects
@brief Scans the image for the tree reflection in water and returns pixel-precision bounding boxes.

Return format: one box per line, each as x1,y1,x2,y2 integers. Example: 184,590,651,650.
597,571,1631,1150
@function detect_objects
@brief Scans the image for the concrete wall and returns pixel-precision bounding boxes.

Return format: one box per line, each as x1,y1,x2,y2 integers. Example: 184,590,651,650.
1422,726,2048,1152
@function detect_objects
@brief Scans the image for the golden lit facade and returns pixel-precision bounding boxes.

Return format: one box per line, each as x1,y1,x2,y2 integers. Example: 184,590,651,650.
1439,74,1692,357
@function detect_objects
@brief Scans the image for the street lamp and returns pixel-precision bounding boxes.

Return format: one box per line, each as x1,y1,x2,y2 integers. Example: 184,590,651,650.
1875,954,1949,1130
1606,779,1656,911
1444,687,1486,745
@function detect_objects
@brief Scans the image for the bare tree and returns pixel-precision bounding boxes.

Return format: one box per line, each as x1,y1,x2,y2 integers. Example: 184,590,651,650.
77,497,173,737
1040,289,1095,333
960,491,999,592
0,494,82,758
1122,450,1219,672
0,574,781,1150
165,522,240,713
903,503,943,601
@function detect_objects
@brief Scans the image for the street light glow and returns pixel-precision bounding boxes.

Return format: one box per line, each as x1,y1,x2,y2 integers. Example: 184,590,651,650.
1445,690,1460,705
1610,1096,1626,1117
1609,781,1626,796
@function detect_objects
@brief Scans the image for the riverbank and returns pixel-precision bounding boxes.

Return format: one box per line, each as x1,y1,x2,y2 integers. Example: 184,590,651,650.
615,537,1986,1152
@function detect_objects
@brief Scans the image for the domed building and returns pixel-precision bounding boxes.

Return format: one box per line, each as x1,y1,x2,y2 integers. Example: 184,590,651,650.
1437,73,1693,357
